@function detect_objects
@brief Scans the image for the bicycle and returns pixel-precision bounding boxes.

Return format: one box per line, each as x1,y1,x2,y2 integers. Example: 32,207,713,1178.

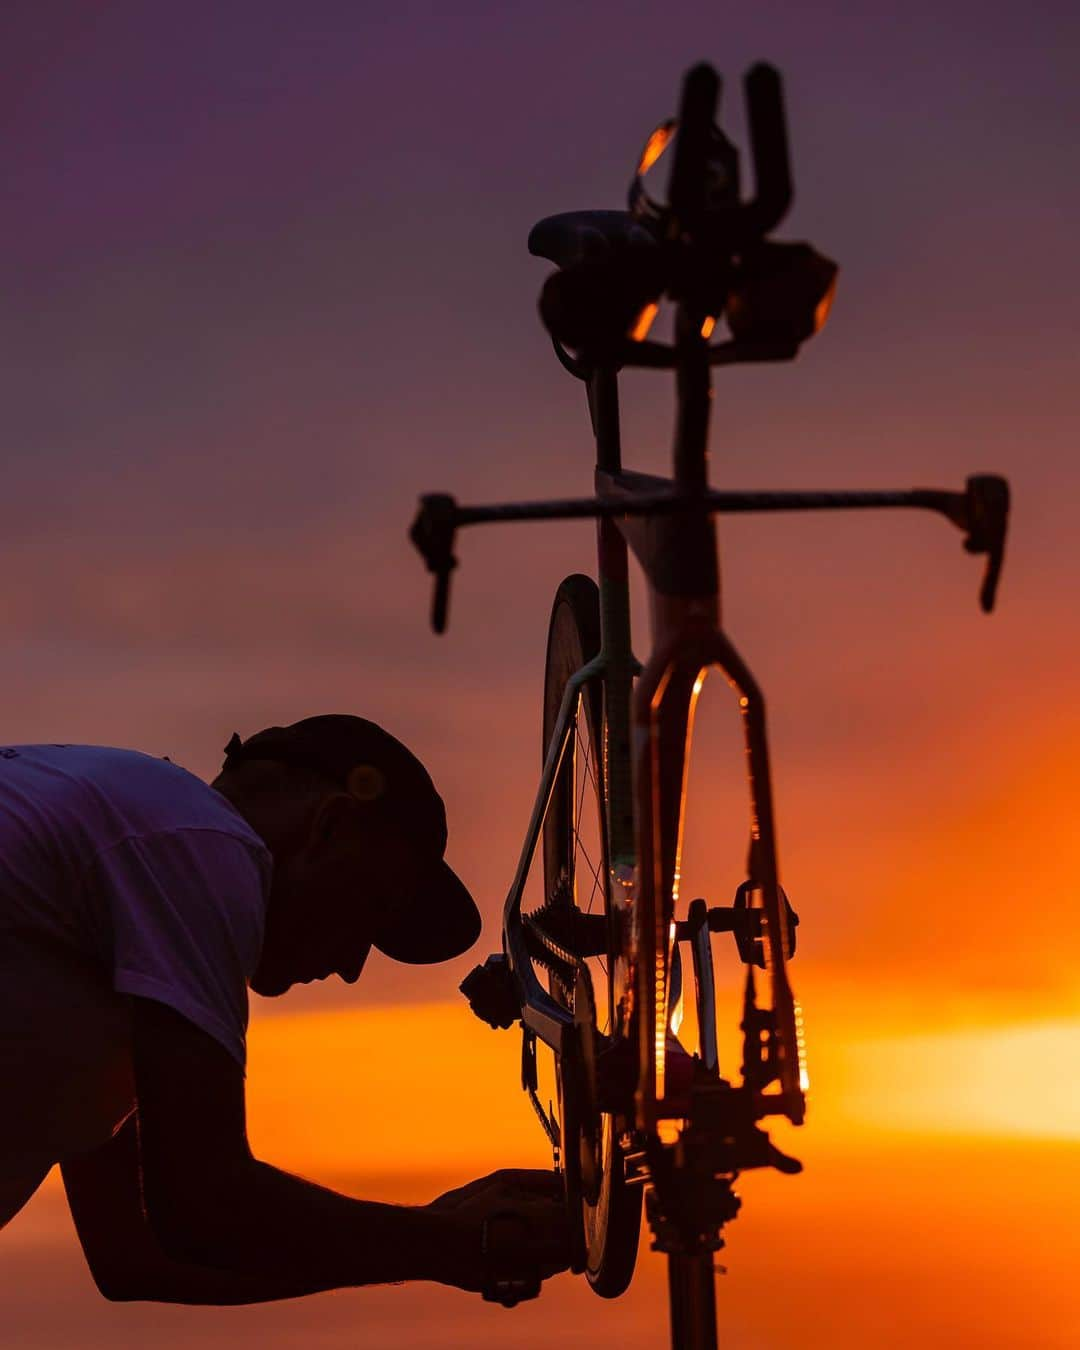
409,60,1009,1350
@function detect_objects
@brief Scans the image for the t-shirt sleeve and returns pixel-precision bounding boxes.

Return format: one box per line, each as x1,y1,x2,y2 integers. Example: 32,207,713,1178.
85,828,270,1071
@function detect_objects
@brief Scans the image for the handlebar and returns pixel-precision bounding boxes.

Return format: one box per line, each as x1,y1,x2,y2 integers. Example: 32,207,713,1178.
633,61,794,251
409,475,1010,633
666,63,721,234
743,63,792,237
408,492,457,634
961,474,1010,612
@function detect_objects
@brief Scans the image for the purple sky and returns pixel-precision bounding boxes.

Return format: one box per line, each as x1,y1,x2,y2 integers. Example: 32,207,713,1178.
2,2,1077,1019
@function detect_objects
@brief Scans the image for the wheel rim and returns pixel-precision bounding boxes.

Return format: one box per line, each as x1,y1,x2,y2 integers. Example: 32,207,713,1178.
539,576,641,1298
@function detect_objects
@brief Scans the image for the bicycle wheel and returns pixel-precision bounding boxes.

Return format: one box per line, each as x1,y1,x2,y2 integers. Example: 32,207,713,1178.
539,573,641,1298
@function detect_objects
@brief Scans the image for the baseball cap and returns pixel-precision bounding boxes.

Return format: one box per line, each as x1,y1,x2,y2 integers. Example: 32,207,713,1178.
221,714,481,964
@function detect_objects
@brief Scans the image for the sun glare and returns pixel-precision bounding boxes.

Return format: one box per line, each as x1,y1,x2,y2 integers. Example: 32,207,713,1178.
830,1020,1080,1141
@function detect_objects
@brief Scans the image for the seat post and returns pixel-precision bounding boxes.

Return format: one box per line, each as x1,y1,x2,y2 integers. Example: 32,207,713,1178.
673,304,712,493
587,366,622,473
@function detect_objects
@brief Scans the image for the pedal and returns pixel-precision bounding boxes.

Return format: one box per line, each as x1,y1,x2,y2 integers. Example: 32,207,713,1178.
675,884,799,965
481,1274,542,1307
480,1212,543,1306
459,953,519,1029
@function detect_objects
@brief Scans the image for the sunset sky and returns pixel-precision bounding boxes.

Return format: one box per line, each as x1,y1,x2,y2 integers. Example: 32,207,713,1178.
2,2,1078,1346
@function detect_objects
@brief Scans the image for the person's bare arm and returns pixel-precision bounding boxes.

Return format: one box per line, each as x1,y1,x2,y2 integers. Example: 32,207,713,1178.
125,996,484,1294
118,996,566,1303
62,1113,321,1304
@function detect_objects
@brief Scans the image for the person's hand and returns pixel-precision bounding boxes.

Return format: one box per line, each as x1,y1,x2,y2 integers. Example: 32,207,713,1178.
425,1168,570,1295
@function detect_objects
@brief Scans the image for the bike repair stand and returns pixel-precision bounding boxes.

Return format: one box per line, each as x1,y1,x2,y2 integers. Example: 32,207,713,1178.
639,896,804,1350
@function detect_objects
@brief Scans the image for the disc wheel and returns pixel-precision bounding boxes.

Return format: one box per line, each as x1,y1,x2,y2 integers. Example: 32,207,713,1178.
541,574,641,1298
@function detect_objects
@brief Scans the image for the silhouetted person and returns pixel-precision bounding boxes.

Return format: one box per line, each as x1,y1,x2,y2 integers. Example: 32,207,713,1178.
0,715,568,1302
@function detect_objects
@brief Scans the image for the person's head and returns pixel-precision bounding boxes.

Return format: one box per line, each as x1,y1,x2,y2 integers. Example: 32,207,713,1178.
210,715,480,997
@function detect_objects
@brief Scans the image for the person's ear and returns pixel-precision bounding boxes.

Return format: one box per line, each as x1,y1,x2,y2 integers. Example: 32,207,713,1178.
347,764,386,802
306,792,363,854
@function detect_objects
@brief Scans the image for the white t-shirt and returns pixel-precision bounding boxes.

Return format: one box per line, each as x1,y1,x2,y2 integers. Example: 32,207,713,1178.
0,744,271,1170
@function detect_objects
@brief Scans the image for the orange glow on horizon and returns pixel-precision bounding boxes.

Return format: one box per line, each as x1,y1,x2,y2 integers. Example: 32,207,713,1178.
829,1019,1080,1141
244,1001,547,1181
17,997,1080,1349
240,996,1080,1189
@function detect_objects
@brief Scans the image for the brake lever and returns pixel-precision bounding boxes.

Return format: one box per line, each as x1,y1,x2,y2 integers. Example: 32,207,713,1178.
960,474,1010,613
409,493,459,633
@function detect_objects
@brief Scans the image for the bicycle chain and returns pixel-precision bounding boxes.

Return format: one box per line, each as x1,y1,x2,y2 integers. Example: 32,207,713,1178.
522,902,581,1006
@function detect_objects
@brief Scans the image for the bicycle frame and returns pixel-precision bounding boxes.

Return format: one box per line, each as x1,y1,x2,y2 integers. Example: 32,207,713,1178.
415,366,1008,1133
414,336,1008,1175
498,310,805,1145
408,59,1010,1335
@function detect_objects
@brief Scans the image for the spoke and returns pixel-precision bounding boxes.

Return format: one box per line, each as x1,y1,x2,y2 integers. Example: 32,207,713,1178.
573,721,604,911
576,717,602,808
581,731,601,798
582,858,602,914
569,703,612,1038
574,728,590,863
574,832,604,903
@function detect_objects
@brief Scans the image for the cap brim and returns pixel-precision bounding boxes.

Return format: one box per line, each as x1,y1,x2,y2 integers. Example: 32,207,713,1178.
373,860,482,965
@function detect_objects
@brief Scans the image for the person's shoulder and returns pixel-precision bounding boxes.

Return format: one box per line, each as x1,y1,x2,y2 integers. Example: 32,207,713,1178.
116,748,270,856
12,744,268,859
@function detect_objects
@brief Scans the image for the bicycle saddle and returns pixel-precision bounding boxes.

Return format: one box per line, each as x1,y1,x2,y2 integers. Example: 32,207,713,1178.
528,210,659,271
